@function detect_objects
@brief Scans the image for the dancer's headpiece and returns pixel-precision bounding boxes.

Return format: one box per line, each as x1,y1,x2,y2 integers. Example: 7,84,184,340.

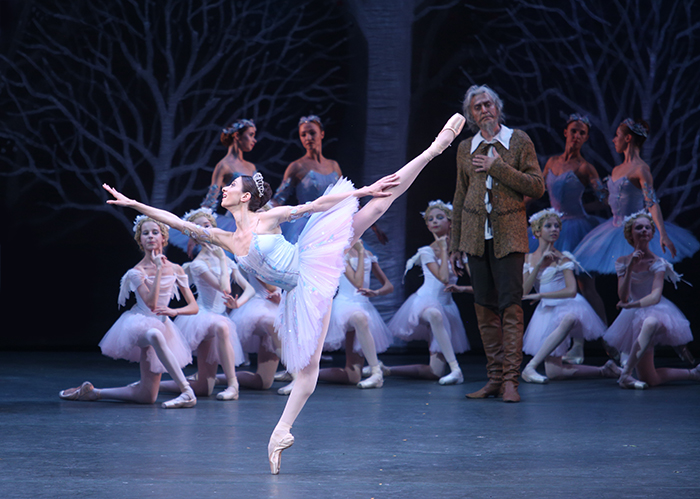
253,172,265,197
222,119,255,135
622,118,648,137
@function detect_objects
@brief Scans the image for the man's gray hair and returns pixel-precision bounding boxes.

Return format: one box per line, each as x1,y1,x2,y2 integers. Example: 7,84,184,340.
462,85,505,132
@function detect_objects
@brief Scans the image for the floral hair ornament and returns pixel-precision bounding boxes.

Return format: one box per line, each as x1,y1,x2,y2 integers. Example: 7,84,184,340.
528,208,564,226
132,214,151,233
421,200,453,219
622,118,648,137
298,115,324,130
253,172,265,197
622,209,652,226
566,113,591,127
222,119,255,135
182,206,218,223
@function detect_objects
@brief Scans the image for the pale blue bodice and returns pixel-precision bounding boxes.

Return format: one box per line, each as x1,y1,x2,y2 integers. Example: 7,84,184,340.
296,170,340,203
546,170,587,219
236,234,300,291
608,176,645,227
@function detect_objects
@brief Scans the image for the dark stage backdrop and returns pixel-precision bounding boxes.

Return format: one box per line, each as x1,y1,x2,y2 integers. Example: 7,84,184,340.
1,0,698,356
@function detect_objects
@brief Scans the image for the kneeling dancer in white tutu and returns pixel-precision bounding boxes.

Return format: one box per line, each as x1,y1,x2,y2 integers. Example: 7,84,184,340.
59,216,199,408
604,211,699,389
520,209,617,383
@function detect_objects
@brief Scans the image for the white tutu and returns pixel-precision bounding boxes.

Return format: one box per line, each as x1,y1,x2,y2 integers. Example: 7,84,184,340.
99,269,192,373
236,177,358,372
229,273,279,354
388,246,470,354
523,294,606,357
325,294,393,354
174,311,244,366
604,297,692,353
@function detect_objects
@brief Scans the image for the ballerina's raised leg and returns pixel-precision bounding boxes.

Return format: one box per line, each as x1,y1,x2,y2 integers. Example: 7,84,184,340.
267,114,465,474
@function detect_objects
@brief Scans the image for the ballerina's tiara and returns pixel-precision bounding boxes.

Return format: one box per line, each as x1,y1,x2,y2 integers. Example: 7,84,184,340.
298,115,323,129
182,206,218,223
622,118,648,137
253,172,265,197
528,208,564,226
566,113,591,127
132,214,151,232
222,119,255,135
622,209,653,226
420,200,453,217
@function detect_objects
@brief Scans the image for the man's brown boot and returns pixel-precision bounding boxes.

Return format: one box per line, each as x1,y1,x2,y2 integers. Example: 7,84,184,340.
466,304,503,399
501,304,524,403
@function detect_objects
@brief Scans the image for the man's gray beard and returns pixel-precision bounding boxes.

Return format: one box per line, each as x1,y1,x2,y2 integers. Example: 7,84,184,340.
479,120,500,138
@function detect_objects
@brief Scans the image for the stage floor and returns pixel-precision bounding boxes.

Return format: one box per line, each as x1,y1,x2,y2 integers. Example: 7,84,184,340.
1,351,698,499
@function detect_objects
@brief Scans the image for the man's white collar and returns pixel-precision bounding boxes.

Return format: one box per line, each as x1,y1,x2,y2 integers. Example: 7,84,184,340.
470,125,513,153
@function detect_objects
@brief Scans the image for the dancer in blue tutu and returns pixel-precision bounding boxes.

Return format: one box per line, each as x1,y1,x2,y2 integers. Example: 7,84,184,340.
103,113,465,474
169,119,257,256
574,119,699,274
536,114,608,363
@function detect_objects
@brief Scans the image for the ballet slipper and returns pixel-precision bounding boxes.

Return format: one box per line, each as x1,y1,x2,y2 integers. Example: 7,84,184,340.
562,340,584,365
438,367,464,385
186,372,198,382
162,386,197,408
216,379,239,401
424,113,466,159
268,430,295,475
521,365,548,384
357,366,384,389
688,366,700,382
617,373,648,390
274,370,293,382
59,381,98,401
361,361,391,378
277,380,295,396
600,360,622,379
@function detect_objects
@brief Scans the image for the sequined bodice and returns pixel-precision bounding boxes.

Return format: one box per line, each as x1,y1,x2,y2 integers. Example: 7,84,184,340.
546,170,587,218
236,234,300,291
296,170,340,203
608,176,645,227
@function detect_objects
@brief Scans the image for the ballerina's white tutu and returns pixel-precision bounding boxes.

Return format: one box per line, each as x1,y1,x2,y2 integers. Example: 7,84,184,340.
388,246,470,354
522,253,606,357
229,271,279,354
174,258,244,365
324,252,393,354
603,258,692,353
236,177,358,372
99,269,192,373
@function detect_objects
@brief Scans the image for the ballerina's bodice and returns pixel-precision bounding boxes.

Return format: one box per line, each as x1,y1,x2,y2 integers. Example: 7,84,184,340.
615,259,666,302
185,258,236,314
527,254,577,306
547,170,588,219
236,233,300,292
118,269,187,322
296,170,340,203
336,254,374,298
410,246,457,303
608,176,645,227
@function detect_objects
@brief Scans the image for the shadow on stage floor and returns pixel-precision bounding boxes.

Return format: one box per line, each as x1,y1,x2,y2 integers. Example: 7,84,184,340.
1,351,698,499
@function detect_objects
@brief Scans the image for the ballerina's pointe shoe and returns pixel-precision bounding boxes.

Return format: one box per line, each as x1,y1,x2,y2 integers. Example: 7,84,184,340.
268,431,295,475
216,380,239,401
521,365,548,384
162,386,197,409
362,361,391,378
618,373,648,390
425,113,466,159
438,368,464,385
600,360,622,379
357,367,384,389
59,381,98,401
